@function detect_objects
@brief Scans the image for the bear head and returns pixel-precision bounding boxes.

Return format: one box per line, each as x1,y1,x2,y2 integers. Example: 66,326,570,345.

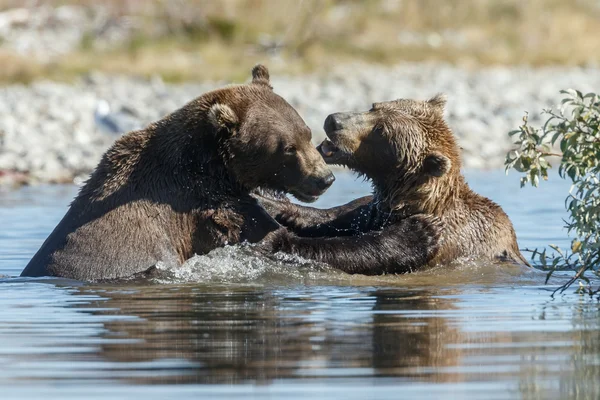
207,65,335,202
318,95,460,211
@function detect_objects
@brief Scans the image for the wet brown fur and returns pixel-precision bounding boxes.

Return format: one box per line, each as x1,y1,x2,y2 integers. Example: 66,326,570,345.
326,95,527,266
21,65,333,281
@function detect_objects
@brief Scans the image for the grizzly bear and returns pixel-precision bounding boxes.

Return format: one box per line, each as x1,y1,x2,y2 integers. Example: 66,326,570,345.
21,65,337,281
259,95,527,272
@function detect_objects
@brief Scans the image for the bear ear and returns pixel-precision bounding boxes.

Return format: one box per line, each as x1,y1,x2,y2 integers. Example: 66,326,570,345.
423,151,451,178
251,64,272,89
208,103,239,133
427,93,447,113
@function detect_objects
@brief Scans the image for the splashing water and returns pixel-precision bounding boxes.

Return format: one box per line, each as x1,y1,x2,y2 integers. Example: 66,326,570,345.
153,244,348,285
150,243,564,288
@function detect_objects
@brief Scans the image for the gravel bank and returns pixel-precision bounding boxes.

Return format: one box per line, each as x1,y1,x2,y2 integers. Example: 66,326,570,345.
1,63,599,186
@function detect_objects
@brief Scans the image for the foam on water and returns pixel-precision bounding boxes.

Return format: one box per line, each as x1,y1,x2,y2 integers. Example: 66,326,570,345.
150,243,575,289
153,244,348,285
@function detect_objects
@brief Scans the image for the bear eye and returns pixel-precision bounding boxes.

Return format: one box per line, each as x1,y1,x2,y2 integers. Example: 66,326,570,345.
284,145,297,155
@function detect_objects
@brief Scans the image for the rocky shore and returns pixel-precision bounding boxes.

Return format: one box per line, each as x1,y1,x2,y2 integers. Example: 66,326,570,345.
1,63,600,187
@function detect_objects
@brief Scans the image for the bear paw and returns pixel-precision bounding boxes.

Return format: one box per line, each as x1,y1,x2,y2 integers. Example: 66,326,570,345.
256,227,290,253
404,214,444,259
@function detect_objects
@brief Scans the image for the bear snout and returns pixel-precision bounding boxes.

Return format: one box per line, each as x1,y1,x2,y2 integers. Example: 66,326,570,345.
324,112,364,133
291,171,335,202
303,172,335,195
316,172,336,191
324,113,346,132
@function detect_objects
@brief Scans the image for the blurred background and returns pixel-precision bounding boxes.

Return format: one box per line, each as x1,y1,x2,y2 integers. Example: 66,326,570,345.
1,0,600,185
1,0,600,82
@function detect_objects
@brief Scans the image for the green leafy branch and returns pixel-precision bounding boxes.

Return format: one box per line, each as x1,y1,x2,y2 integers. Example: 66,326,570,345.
505,89,600,297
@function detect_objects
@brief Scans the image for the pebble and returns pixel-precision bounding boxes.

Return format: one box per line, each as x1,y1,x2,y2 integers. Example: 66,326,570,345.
1,62,600,186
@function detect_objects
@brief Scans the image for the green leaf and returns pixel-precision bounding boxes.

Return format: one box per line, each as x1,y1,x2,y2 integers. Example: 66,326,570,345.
567,165,577,181
508,129,522,137
520,176,527,188
560,139,568,153
505,91,600,294
532,172,540,187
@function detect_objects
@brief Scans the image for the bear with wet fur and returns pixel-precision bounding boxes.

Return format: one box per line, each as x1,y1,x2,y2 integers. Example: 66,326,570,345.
262,95,527,268
21,65,334,281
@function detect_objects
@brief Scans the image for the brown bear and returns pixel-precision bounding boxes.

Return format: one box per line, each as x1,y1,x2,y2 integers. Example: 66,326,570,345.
21,65,337,281
259,95,527,271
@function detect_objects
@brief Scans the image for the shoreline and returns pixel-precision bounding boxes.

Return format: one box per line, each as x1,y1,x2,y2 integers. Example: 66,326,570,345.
1,62,599,187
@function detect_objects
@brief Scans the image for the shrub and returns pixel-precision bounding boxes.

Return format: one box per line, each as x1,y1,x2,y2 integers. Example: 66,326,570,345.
505,89,600,297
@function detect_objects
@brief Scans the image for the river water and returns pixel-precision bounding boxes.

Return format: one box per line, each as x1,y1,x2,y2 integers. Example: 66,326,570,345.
0,170,598,400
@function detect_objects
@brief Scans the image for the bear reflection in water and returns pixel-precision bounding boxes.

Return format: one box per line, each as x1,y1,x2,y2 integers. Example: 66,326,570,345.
73,285,467,384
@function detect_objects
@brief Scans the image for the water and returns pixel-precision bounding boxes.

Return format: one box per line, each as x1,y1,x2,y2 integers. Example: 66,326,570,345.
1,170,599,400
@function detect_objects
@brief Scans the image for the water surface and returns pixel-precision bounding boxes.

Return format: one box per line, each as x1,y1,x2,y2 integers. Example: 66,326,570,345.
1,170,598,400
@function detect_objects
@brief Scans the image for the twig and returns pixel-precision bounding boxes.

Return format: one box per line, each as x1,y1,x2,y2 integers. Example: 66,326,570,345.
540,152,563,157
552,263,590,297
